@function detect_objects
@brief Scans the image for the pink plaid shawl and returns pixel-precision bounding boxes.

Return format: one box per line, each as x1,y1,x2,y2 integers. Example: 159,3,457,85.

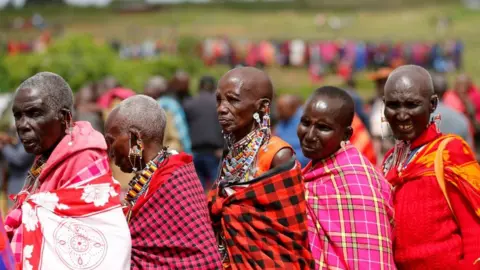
303,144,396,270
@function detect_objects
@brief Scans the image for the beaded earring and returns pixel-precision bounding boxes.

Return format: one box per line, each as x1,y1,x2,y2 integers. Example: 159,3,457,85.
431,114,441,133
253,112,261,126
262,104,271,130
129,136,143,172
381,103,388,140
65,111,74,146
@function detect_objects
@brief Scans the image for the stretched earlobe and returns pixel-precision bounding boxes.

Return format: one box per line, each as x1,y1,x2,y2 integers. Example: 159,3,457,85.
345,126,353,141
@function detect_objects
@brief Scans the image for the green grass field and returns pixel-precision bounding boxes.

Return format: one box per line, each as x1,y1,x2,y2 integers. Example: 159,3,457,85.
1,3,479,98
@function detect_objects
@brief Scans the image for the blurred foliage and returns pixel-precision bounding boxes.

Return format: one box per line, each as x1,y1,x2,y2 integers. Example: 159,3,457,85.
0,34,211,92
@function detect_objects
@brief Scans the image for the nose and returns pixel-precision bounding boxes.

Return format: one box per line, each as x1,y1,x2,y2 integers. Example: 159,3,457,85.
15,116,31,134
396,108,410,122
303,126,317,143
217,101,228,115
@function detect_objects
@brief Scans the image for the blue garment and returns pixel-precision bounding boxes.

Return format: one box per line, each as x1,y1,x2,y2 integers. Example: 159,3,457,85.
354,42,367,71
193,152,220,190
158,96,192,153
275,108,310,167
1,142,34,205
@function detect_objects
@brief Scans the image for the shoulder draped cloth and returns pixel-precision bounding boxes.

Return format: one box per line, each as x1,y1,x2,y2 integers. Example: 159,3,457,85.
208,158,314,270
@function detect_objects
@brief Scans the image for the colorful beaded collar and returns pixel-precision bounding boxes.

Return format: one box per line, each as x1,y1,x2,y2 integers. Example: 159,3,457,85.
221,128,267,184
124,150,169,222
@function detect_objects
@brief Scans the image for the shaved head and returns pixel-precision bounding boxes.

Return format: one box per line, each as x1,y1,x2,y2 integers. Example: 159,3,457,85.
220,66,274,101
311,86,355,127
16,71,74,113
106,95,166,144
216,66,275,139
384,65,434,99
383,65,437,141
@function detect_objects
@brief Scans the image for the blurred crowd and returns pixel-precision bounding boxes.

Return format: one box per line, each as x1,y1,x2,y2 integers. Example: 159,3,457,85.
2,29,464,81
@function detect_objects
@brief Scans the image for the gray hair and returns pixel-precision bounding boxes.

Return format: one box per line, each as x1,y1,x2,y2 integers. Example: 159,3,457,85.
114,95,166,143
16,72,74,112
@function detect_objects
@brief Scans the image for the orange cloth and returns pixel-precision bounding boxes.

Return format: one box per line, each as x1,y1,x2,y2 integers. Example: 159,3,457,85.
255,136,292,177
383,124,480,268
350,114,377,166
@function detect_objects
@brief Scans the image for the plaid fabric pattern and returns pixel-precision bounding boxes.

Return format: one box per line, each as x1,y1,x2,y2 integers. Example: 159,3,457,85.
208,161,314,270
129,162,221,270
10,157,110,265
63,157,110,188
303,144,395,269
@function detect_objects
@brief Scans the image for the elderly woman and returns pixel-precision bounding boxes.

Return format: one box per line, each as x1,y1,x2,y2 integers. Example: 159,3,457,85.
382,65,480,269
104,95,221,270
4,72,131,269
298,86,395,269
208,67,313,269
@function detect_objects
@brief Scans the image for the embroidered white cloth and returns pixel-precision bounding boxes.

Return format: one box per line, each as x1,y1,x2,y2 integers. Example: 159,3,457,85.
19,173,131,270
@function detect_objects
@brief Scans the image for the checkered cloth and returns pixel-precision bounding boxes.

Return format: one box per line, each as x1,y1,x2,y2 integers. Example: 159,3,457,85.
9,157,110,265
129,160,221,270
208,160,314,269
303,144,395,269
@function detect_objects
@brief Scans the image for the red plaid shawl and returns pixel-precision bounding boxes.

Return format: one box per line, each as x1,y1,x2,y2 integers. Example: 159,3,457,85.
129,153,221,270
208,159,314,270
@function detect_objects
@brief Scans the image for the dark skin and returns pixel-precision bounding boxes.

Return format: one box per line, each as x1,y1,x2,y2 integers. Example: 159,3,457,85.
12,87,70,158
276,94,302,122
297,95,353,164
216,67,293,169
104,108,163,173
383,66,437,142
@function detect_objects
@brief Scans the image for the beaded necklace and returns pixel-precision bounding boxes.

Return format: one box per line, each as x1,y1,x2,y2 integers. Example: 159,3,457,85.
221,128,266,184
124,150,168,223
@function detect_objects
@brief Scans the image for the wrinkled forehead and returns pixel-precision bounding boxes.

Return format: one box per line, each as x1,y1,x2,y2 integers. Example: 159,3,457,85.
384,76,431,101
13,87,47,110
218,75,241,92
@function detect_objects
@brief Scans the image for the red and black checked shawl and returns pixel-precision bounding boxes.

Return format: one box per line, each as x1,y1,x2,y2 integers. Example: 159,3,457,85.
129,153,221,270
208,159,314,270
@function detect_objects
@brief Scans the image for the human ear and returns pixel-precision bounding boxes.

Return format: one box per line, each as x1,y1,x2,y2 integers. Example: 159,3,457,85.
128,127,142,144
430,95,439,113
256,98,270,114
59,108,72,125
344,126,353,141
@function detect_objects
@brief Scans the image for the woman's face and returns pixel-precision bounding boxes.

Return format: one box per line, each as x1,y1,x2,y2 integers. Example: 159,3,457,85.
104,110,142,173
216,77,261,139
297,95,350,162
384,80,436,142
13,88,66,155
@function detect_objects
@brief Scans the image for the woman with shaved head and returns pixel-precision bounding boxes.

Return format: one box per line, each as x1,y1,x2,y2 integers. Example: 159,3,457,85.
208,67,313,269
5,72,131,269
382,65,480,269
298,86,395,269
104,95,220,269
